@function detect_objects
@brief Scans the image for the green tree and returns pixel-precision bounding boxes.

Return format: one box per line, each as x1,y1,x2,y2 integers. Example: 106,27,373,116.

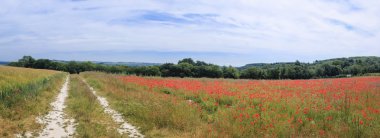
66,61,84,74
321,64,341,77
177,63,194,77
159,63,176,77
195,61,208,66
222,66,239,79
33,59,52,69
18,56,35,68
178,58,195,65
240,67,265,79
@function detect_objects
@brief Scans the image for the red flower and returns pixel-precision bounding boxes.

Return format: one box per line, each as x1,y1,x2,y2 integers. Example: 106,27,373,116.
298,118,303,124
319,130,325,136
253,113,260,118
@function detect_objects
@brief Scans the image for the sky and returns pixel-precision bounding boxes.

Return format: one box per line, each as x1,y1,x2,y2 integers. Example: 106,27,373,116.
0,0,379,66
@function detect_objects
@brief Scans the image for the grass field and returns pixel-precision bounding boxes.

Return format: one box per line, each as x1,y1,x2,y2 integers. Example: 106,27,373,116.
0,66,66,136
1,66,379,137
82,72,380,137
66,75,121,137
81,72,208,137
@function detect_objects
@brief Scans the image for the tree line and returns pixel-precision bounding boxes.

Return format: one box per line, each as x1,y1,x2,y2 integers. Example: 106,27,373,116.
8,56,380,79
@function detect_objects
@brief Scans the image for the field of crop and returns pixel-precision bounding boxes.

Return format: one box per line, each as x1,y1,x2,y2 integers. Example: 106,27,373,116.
0,66,66,136
82,72,380,137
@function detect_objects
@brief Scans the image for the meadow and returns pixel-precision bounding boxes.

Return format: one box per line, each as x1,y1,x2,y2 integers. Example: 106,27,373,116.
66,75,121,137
82,72,380,137
0,65,379,137
0,66,66,136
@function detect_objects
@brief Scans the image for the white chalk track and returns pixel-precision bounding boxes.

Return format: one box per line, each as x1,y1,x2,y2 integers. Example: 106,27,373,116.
16,76,143,138
37,76,76,138
81,78,144,138
16,76,76,138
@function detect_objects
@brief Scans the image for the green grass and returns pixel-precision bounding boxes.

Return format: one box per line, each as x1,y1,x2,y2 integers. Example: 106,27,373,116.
65,75,121,137
0,66,66,136
81,72,208,138
81,72,380,138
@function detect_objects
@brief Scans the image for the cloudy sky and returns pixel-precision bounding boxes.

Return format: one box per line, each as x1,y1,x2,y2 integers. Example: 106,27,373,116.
0,0,379,66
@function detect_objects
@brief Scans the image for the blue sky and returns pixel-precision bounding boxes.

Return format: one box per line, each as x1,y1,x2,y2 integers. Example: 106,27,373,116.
0,0,379,66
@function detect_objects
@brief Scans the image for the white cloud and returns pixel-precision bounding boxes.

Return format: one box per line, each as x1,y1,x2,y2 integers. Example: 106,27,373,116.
0,0,379,65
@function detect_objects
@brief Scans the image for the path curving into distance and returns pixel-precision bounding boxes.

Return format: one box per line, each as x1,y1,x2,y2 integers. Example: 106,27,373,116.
81,78,144,138
37,76,76,137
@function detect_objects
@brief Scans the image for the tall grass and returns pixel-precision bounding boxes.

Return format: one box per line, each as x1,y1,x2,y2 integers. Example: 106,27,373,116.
0,66,66,136
65,75,120,137
0,66,63,106
81,72,208,137
83,72,380,137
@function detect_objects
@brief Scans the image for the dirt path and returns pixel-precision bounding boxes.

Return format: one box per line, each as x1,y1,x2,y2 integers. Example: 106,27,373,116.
81,78,144,138
37,76,76,137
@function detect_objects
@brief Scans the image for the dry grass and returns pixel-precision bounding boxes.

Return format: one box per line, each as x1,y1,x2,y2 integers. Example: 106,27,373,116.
65,75,121,137
0,66,66,137
81,72,209,138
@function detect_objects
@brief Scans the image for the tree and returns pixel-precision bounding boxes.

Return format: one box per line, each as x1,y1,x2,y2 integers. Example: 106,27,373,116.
240,67,265,79
50,62,67,71
144,66,161,76
295,60,301,66
222,66,239,79
316,67,324,77
347,65,362,75
18,56,35,68
81,61,96,72
8,56,380,79
205,65,223,78
160,63,176,77
67,61,80,74
321,64,341,77
195,61,208,66
178,58,195,65
266,68,280,79
283,66,296,79
108,66,124,74
34,59,52,69
177,63,194,77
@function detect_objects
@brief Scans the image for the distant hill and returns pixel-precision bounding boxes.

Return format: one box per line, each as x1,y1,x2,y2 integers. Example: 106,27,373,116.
0,61,9,65
239,62,294,70
51,60,161,67
93,61,162,67
239,56,380,70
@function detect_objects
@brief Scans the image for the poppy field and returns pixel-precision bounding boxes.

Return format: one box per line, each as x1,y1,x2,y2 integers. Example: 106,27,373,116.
79,72,380,137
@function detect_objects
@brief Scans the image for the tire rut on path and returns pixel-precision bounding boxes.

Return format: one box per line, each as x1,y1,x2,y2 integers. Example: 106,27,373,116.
81,78,144,138
38,76,76,138
17,76,76,138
